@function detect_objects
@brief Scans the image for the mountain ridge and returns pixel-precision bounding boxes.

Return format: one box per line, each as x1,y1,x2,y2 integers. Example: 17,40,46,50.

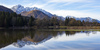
66,16,100,23
21,10,50,19
11,5,53,17
11,5,100,22
0,5,14,13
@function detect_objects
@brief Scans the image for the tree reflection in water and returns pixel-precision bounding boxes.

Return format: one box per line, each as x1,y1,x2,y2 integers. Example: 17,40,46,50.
0,29,96,48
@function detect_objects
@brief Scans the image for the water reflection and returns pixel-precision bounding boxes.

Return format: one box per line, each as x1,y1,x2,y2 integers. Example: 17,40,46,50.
0,29,63,48
0,29,99,50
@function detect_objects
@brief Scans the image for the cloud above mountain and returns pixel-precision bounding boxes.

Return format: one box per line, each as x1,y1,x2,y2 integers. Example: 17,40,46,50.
0,0,100,19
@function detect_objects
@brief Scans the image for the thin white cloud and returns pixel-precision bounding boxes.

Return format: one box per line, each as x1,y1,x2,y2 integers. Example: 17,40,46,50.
76,4,100,9
58,2,73,7
0,0,99,20
76,4,92,9
92,6,100,8
24,1,50,8
45,0,94,7
0,3,14,8
31,4,47,8
48,0,94,3
46,9,100,20
22,2,100,20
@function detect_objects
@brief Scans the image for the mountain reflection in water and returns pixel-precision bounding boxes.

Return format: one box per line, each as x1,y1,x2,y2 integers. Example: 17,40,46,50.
0,29,99,50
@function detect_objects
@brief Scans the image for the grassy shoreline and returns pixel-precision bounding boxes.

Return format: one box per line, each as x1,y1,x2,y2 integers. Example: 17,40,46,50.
48,26,100,29
38,29,100,31
0,26,100,31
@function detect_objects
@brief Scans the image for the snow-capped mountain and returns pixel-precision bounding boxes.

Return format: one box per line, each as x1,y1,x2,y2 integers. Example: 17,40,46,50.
11,5,100,22
76,17,93,22
11,5,53,17
66,16,100,23
11,5,65,20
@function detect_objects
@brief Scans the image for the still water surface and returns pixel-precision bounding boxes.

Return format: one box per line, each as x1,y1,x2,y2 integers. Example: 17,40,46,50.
0,29,100,50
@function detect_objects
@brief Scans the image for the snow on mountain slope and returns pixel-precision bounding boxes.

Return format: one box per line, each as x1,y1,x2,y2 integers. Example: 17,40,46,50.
11,5,53,17
11,5,100,22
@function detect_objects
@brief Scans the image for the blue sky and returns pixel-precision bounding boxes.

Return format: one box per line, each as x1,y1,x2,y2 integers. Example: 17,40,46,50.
0,0,100,19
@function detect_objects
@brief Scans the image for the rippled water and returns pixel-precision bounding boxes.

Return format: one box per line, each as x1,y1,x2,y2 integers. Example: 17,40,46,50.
0,29,100,50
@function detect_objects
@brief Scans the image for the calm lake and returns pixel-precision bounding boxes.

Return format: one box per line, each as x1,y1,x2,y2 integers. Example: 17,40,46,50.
0,29,100,50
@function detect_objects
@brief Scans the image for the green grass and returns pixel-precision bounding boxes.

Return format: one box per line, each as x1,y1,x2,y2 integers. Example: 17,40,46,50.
48,26,100,29
38,29,100,31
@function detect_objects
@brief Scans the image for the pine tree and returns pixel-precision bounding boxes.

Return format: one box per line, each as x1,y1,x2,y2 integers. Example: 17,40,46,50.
28,16,35,27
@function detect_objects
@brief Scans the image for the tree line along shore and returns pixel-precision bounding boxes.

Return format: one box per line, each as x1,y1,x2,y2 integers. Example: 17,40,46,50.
0,11,100,29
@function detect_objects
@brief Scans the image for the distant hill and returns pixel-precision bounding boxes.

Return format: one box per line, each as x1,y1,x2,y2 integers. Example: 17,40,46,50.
0,5,14,13
66,16,100,23
21,10,50,19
